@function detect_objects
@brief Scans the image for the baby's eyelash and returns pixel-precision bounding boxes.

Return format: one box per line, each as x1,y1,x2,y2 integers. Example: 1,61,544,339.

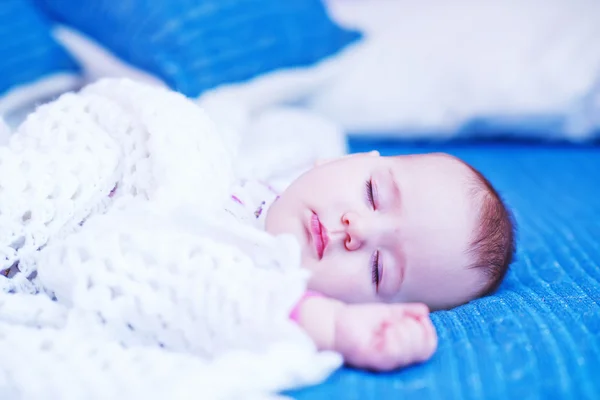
371,251,380,289
365,179,375,209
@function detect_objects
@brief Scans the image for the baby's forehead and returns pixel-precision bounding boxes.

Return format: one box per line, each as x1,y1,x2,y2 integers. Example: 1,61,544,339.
410,152,470,168
404,152,487,235
389,152,478,182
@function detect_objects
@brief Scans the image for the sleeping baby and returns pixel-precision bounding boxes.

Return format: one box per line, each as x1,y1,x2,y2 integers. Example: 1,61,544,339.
229,149,515,370
0,79,515,374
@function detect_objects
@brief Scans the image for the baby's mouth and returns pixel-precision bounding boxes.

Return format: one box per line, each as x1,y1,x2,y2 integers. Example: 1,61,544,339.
309,212,329,259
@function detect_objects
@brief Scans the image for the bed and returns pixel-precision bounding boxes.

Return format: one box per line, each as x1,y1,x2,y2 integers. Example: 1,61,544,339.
2,1,599,398
290,138,600,399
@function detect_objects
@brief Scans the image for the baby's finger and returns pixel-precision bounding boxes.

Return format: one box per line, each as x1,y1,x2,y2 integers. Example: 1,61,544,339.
421,317,438,361
380,320,414,370
390,303,430,321
406,316,436,363
366,314,436,371
402,317,428,363
377,318,421,369
404,303,430,319
393,317,434,365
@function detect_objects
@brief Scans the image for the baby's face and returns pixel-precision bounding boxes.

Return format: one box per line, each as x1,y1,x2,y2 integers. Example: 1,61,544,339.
265,152,485,310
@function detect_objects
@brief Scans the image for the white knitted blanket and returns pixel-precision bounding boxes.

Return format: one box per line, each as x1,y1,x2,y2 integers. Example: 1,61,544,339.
0,79,342,399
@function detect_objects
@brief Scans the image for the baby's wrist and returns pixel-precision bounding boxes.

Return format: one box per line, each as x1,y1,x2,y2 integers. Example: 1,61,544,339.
289,290,324,322
292,293,345,351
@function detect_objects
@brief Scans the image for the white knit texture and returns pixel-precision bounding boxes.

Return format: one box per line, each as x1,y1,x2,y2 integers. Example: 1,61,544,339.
0,79,342,399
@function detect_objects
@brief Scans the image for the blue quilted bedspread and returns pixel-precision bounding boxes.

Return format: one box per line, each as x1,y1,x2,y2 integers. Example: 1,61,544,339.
290,140,600,400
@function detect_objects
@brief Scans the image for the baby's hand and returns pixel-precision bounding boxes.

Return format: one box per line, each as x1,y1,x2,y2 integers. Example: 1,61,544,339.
333,303,437,371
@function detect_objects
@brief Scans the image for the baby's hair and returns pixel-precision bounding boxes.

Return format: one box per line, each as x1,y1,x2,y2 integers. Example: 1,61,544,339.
467,165,516,298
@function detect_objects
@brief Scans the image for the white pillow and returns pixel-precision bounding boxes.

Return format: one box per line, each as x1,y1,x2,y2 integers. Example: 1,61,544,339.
309,0,600,139
0,117,10,146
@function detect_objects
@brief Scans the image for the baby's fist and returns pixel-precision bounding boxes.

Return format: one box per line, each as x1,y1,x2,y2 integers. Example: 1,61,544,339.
333,303,437,371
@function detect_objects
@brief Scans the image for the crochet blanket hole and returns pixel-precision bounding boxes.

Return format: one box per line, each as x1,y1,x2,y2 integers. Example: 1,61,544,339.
40,340,53,351
78,248,91,262
21,211,32,224
109,286,122,299
71,187,81,201
9,236,25,250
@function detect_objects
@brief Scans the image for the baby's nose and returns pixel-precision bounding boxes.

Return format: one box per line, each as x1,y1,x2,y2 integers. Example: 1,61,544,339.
345,233,362,251
341,211,368,250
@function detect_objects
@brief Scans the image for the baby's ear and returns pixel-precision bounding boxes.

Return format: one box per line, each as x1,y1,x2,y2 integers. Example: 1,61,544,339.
314,150,380,166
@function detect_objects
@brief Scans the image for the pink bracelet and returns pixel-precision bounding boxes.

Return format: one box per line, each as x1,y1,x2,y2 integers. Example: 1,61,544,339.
289,290,323,322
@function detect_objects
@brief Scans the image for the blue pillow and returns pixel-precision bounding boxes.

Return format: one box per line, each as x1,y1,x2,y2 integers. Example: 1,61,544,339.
35,0,361,98
0,0,79,107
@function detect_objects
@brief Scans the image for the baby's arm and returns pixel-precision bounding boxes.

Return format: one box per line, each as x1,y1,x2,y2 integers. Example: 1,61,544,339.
293,295,437,371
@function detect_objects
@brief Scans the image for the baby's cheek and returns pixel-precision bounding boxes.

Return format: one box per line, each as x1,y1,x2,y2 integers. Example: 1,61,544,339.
309,256,372,303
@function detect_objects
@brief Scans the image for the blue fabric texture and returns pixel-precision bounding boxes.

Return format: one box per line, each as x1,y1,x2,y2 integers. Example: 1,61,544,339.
0,0,78,97
35,0,361,97
291,139,600,400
